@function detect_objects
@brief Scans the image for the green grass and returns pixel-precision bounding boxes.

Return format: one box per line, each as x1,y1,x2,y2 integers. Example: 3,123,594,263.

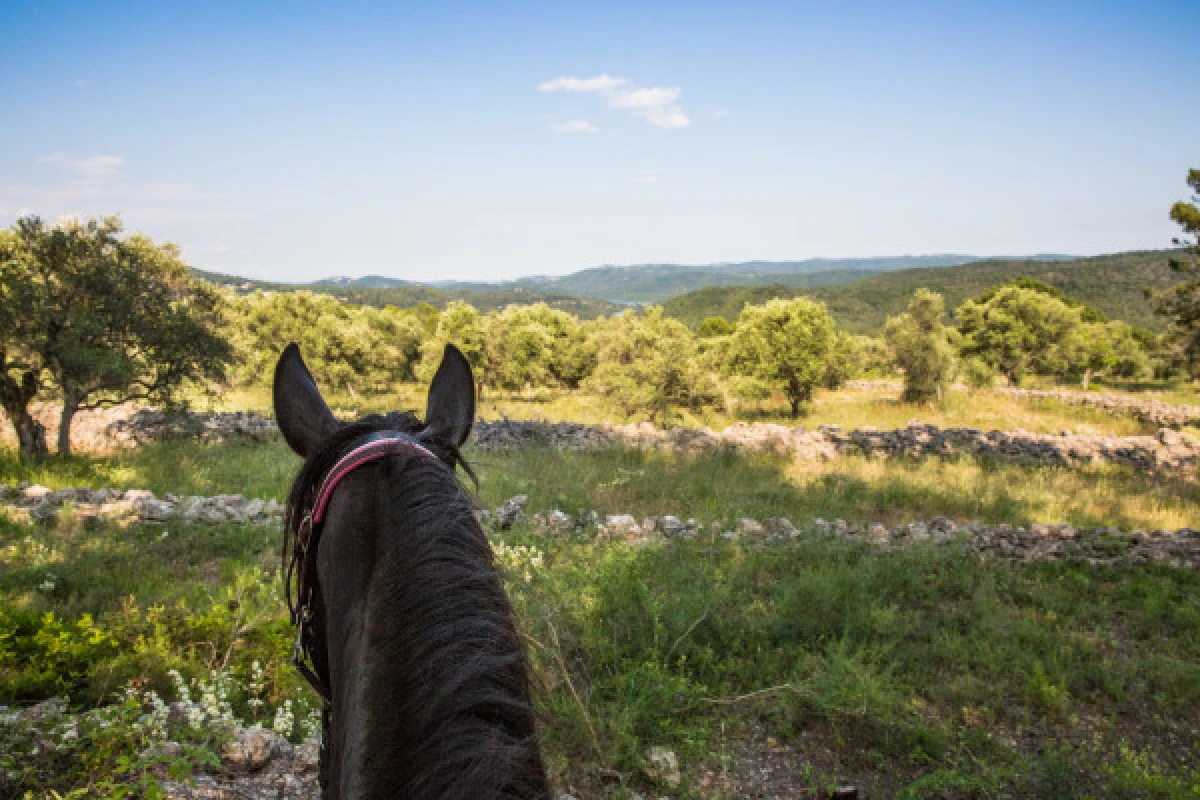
4,437,1197,532
200,381,1164,437
3,439,1200,796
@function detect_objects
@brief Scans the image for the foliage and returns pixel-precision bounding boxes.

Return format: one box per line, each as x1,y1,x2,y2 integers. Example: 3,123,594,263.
980,275,1108,323
420,300,488,382
0,216,230,457
724,297,835,416
821,332,872,389
481,304,595,390
226,290,426,391
1081,320,1153,386
584,308,720,420
884,290,957,402
662,251,1180,333
956,286,1091,385
1153,168,1200,377
695,316,734,338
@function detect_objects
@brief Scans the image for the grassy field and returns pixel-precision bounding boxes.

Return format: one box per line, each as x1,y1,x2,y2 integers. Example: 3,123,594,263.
199,382,1180,437
2,431,1199,797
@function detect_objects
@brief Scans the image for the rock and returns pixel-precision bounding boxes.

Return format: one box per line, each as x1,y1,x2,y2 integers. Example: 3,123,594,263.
137,499,174,523
18,485,53,505
660,515,687,536
293,735,320,773
124,489,157,503
546,510,572,530
737,517,765,535
645,745,681,788
906,522,930,542
16,697,66,722
221,727,285,773
1159,428,1185,446
495,495,528,529
867,523,889,542
604,514,641,538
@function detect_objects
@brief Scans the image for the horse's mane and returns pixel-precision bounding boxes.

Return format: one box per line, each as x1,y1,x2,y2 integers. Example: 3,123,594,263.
283,412,548,799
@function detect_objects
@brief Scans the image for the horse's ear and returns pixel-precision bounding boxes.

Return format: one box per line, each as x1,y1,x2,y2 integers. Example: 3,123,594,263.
273,343,339,458
420,344,475,450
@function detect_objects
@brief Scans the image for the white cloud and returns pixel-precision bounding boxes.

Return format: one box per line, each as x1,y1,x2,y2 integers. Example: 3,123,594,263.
538,74,691,130
538,74,628,93
551,120,598,135
608,87,681,110
37,153,126,178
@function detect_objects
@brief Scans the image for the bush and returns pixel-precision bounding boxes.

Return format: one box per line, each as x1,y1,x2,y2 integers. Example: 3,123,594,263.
584,308,720,420
885,290,956,402
962,356,997,389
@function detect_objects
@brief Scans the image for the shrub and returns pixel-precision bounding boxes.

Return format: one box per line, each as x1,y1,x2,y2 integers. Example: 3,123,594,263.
885,290,956,402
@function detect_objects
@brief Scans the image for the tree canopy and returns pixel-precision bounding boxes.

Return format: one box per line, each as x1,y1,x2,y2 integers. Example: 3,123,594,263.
0,216,231,457
1153,168,1200,376
724,297,835,417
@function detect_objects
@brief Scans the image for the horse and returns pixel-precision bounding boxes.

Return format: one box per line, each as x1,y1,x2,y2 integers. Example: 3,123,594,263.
274,342,551,799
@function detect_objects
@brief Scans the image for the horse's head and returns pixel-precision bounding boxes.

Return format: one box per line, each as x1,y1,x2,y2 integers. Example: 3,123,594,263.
273,343,549,800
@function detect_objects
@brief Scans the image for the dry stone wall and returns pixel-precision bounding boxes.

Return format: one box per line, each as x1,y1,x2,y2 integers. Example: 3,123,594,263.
473,419,1200,473
485,495,1200,569
4,403,1198,473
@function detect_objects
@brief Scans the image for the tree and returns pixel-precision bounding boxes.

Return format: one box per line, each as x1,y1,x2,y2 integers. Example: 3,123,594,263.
482,304,595,390
585,308,718,420
420,301,488,385
956,286,1087,385
1079,321,1150,387
724,297,834,417
696,316,734,338
884,290,957,402
1152,168,1200,376
0,216,231,457
822,331,873,390
227,291,427,391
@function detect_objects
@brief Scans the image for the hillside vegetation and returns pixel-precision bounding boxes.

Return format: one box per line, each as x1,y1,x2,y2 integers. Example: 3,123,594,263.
445,256,996,304
664,251,1176,332
190,268,624,319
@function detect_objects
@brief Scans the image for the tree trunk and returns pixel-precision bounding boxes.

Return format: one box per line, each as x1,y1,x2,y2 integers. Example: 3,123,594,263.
58,388,79,456
789,394,801,418
9,405,48,461
1082,368,1092,391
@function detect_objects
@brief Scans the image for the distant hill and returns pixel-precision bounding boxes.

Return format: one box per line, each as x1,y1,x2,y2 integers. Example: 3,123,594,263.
437,256,1024,304
662,250,1177,333
189,269,624,319
313,275,417,288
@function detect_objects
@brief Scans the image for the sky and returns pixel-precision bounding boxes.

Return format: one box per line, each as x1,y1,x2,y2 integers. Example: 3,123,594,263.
1,1,1197,283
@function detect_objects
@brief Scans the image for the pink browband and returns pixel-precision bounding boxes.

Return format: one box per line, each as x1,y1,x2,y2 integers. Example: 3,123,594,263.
311,436,439,524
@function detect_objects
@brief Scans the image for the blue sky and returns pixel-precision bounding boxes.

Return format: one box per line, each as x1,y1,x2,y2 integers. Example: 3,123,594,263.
1,1,1196,282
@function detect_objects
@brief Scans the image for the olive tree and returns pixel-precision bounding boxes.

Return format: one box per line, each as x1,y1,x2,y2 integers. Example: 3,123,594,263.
724,297,835,417
0,216,231,458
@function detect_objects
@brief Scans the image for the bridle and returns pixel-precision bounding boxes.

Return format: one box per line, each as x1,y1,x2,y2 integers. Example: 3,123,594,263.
285,429,440,790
